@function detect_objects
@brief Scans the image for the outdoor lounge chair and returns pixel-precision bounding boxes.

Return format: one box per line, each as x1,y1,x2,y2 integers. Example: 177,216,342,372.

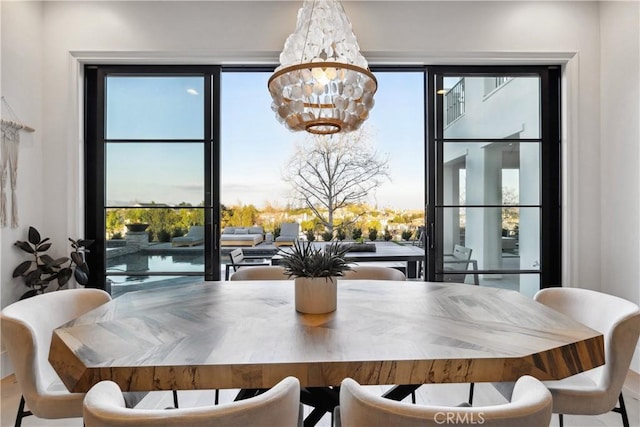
171,225,205,247
275,222,300,247
443,244,479,285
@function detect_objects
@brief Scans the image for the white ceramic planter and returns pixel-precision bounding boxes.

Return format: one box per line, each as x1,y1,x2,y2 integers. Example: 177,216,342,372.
294,276,337,314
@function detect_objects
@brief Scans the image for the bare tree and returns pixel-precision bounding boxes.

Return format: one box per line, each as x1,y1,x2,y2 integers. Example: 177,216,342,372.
284,130,390,234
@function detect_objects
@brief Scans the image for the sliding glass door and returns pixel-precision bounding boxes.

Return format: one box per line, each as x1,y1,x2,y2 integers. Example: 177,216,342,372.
85,64,560,297
85,66,220,295
425,66,561,296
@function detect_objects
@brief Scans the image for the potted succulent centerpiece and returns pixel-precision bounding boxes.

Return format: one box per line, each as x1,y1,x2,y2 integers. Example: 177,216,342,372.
279,240,351,314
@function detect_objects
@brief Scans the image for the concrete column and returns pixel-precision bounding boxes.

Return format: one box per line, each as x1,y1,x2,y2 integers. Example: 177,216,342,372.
443,161,461,254
519,143,541,297
465,143,503,275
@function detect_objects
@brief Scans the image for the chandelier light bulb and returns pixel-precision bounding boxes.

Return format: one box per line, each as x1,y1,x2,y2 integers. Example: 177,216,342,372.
268,0,377,135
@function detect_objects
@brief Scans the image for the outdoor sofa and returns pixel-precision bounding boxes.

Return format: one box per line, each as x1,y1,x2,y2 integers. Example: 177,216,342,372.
220,226,264,247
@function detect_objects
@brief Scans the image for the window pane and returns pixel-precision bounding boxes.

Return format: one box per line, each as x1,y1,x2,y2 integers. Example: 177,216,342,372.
220,71,425,244
439,271,539,293
106,143,204,206
441,76,540,139
439,206,540,272
221,72,294,209
107,253,204,275
106,76,204,140
442,141,540,205
106,207,205,237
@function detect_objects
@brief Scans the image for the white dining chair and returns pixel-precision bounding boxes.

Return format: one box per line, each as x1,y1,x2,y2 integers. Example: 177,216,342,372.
83,376,302,427
493,287,640,427
342,265,406,281
335,376,552,427
0,289,116,426
230,265,290,280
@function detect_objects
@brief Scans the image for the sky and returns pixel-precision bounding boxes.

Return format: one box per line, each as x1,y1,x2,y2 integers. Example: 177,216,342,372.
106,71,426,210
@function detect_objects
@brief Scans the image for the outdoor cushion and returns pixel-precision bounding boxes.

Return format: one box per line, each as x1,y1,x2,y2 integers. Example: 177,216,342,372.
249,226,263,234
222,227,235,234
235,228,249,234
171,226,205,247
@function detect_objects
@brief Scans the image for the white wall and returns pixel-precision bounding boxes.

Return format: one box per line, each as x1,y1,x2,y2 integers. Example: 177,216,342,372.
599,0,640,372
0,0,44,377
1,0,638,371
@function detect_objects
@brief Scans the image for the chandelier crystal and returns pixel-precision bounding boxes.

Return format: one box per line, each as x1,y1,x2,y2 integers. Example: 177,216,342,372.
268,0,377,135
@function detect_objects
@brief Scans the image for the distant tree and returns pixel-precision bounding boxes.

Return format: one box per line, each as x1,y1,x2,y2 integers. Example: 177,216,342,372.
305,229,316,242
106,210,125,238
352,228,363,240
502,188,519,234
284,130,390,234
146,206,177,241
401,230,413,241
124,208,147,224
228,204,259,227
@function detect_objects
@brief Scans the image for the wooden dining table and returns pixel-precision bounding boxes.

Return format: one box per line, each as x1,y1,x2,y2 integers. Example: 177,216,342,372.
49,280,604,425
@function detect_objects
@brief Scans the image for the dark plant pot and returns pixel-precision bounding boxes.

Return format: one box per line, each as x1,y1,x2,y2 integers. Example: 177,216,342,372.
327,243,377,252
348,243,377,252
126,223,149,232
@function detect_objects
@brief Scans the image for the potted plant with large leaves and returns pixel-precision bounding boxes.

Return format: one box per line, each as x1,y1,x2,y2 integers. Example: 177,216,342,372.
279,240,351,314
13,226,94,300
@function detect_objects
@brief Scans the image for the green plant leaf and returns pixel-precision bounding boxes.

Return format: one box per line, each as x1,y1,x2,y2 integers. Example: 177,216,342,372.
13,261,33,277
50,257,69,268
280,241,351,278
36,242,52,252
20,289,38,300
28,226,41,245
77,239,94,248
25,269,43,287
57,268,72,286
40,254,55,265
71,252,84,266
14,241,35,254
74,268,89,285
76,262,89,274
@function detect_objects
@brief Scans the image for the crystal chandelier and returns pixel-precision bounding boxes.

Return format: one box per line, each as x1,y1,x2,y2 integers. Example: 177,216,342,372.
268,0,377,135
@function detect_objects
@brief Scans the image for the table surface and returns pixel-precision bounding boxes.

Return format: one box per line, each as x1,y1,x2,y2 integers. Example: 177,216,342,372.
49,280,604,393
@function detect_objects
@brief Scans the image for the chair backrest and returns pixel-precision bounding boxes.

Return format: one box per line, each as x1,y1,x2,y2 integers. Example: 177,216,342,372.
534,287,640,407
83,376,301,427
452,245,472,261
280,222,299,237
337,376,551,427
0,289,112,417
230,248,244,264
342,266,406,281
187,225,205,238
230,266,291,281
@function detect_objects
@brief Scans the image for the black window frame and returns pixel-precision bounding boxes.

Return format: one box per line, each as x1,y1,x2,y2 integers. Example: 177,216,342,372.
424,65,561,289
84,65,221,290
85,64,560,292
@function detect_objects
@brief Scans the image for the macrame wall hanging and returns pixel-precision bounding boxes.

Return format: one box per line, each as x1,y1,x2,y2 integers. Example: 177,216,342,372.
1,96,35,228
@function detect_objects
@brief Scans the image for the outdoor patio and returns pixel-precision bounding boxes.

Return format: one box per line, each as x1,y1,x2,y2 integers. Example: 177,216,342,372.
106,239,523,299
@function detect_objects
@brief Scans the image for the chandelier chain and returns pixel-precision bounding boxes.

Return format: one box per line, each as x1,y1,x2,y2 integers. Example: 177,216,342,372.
300,0,318,65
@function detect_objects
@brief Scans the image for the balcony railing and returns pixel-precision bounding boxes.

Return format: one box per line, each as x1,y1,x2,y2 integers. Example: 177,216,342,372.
484,76,512,96
445,78,465,126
